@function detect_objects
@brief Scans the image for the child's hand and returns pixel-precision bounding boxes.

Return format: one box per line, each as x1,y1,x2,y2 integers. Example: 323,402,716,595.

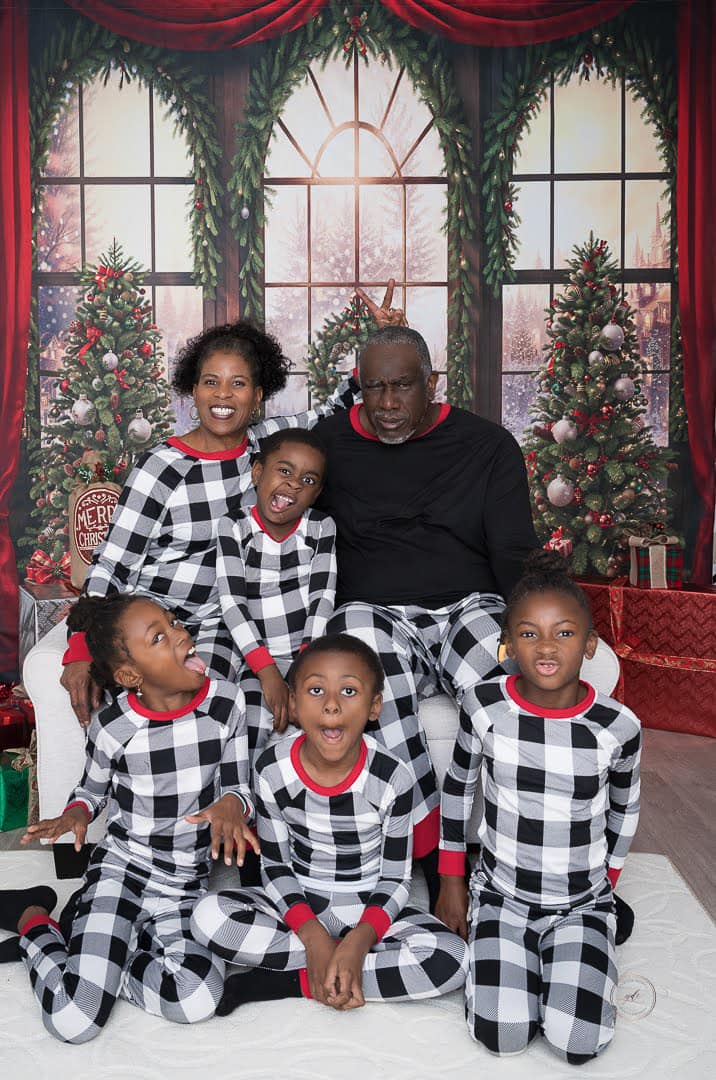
323,924,374,1010
22,805,89,852
185,794,260,866
435,876,469,941
297,920,339,1005
258,666,290,733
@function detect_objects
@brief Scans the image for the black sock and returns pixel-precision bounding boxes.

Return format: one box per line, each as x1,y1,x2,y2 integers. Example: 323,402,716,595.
0,887,57,933
417,848,441,914
215,968,303,1017
614,893,635,946
0,936,21,963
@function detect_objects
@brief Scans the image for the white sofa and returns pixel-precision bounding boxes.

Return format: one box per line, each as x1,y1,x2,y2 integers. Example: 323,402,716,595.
23,619,619,873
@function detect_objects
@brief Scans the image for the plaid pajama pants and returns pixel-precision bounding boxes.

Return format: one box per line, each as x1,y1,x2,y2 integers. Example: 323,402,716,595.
20,858,225,1044
466,875,617,1064
191,887,469,1001
239,657,294,767
327,593,507,853
192,616,241,682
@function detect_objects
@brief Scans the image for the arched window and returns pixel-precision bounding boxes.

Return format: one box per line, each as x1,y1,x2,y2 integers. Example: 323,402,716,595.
501,72,674,446
262,55,448,415
36,66,203,437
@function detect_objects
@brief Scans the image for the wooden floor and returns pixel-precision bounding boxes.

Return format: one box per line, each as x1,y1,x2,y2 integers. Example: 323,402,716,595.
2,727,715,920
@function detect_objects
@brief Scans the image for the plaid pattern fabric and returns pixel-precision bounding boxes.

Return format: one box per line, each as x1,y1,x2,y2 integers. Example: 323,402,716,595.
440,676,641,907
466,874,617,1062
238,658,293,765
632,543,683,589
254,732,415,932
84,376,357,624
21,853,225,1044
66,678,254,886
326,593,506,849
216,507,337,664
191,886,468,1002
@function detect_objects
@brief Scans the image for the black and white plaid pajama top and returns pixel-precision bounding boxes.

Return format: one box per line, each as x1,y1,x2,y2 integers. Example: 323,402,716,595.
190,731,469,1001
19,678,254,1043
439,675,641,1063
215,506,337,675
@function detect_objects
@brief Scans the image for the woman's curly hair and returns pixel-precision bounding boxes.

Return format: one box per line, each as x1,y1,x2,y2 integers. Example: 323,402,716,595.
504,549,593,633
171,320,290,401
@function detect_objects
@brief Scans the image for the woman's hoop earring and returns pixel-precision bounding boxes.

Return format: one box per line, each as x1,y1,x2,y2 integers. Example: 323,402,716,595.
189,405,199,423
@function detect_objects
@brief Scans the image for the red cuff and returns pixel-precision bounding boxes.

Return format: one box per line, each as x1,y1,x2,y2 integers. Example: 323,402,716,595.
62,631,91,665
358,906,391,943
299,643,309,653
284,903,317,933
607,867,621,889
20,914,62,937
63,800,91,821
438,849,466,877
413,806,439,859
246,646,276,674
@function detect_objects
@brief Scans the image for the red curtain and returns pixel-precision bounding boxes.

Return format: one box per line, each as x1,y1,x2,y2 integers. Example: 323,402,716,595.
64,0,328,49
677,0,715,585
0,4,31,677
379,1,634,46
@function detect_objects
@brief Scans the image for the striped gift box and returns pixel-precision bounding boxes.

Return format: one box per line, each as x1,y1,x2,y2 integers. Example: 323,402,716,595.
628,535,682,590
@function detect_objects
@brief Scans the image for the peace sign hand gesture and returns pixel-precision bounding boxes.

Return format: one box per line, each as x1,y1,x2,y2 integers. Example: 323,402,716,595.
355,278,408,329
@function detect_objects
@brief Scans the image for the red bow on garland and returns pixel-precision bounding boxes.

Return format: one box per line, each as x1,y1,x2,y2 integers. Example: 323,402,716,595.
573,409,602,435
78,326,102,361
25,548,71,584
343,15,368,56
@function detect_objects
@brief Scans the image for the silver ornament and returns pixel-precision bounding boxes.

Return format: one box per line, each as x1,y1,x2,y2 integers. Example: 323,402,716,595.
128,410,152,445
613,375,636,402
588,350,604,366
240,206,250,220
70,393,96,427
546,474,575,507
91,376,103,391
551,416,578,444
102,351,119,371
599,323,625,352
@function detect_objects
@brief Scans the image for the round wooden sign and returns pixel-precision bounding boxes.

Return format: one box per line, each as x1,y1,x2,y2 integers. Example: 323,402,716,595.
68,482,122,587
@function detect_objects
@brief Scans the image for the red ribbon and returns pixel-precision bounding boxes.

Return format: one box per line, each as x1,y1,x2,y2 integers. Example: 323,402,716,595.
25,548,71,584
573,408,602,435
78,326,102,359
115,368,129,389
343,14,368,55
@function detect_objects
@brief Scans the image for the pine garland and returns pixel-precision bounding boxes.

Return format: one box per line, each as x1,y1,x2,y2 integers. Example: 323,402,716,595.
231,1,476,408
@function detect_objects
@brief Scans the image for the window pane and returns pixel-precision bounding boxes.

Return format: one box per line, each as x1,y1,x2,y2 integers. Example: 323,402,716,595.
554,180,620,267
153,101,192,178
318,129,355,177
501,373,538,443
625,91,664,173
515,91,550,175
360,185,403,282
38,285,83,361
44,89,80,177
265,187,308,282
155,284,203,435
405,286,447,367
382,68,433,166
554,74,620,173
263,374,309,418
311,286,351,339
85,184,152,267
265,124,312,178
502,285,550,371
359,129,395,175
641,372,669,446
315,58,355,128
83,68,150,177
266,287,309,365
311,186,354,281
406,184,447,281
401,122,444,177
434,372,448,403
278,75,332,165
358,60,398,128
625,181,669,269
37,185,81,271
625,282,671,370
154,185,193,271
513,181,550,270
40,375,66,442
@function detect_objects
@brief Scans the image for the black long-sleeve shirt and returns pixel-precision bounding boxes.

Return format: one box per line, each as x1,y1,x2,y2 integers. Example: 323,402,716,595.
316,404,538,608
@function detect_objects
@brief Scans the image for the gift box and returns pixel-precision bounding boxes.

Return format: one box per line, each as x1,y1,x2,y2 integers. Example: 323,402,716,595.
544,527,573,558
19,581,78,670
0,704,33,751
628,534,682,589
0,750,30,831
580,579,716,737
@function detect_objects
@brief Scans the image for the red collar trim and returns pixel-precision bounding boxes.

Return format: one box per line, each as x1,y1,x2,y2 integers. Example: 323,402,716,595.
291,733,368,795
128,677,210,721
506,675,595,719
167,435,249,461
251,504,302,542
349,403,450,441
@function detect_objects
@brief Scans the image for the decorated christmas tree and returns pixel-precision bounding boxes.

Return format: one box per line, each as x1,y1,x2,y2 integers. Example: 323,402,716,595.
22,241,174,561
522,234,674,578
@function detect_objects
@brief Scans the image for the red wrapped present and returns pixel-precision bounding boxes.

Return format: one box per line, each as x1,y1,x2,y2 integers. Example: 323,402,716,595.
544,526,573,558
0,704,32,752
628,534,682,589
580,579,716,737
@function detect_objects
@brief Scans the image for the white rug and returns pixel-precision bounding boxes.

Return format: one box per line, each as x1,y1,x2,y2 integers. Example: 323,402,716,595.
0,852,714,1080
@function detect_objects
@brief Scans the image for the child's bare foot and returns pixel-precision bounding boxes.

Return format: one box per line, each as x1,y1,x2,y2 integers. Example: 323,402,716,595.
0,887,57,933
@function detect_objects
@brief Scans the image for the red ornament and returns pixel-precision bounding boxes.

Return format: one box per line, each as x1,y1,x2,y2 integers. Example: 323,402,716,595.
110,392,119,409
195,199,203,210
573,486,583,505
60,379,69,392
86,294,94,302
581,260,595,273
114,413,122,424
139,288,146,295
586,463,599,476
94,428,106,443
599,513,613,528
196,178,203,186
503,200,513,212
586,280,596,289
601,404,614,419
140,342,153,357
